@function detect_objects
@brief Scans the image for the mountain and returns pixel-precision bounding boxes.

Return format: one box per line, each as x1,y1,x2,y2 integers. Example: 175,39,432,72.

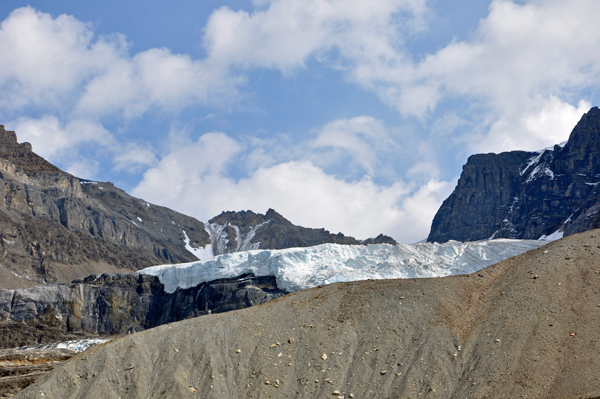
204,209,396,257
428,106,600,243
15,229,600,399
0,125,210,288
0,125,393,289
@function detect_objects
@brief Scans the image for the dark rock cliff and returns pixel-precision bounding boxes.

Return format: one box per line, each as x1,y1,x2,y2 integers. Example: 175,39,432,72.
428,106,600,243
0,272,284,349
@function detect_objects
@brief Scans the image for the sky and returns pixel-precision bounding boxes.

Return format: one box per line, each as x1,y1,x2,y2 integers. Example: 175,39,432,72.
0,0,599,243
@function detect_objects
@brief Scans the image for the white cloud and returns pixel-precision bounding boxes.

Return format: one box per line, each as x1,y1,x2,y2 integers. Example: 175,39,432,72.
0,6,243,118
133,131,454,243
203,0,427,72
374,0,600,118
65,159,100,180
313,116,398,175
0,7,105,109
112,143,159,173
202,0,600,154
0,7,244,177
476,97,591,153
10,115,113,160
132,132,242,204
76,48,243,119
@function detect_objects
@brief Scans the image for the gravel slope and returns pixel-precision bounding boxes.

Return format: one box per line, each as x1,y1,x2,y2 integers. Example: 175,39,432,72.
15,230,600,399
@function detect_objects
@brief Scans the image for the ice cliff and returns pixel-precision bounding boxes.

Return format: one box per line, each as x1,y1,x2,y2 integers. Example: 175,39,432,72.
140,239,546,293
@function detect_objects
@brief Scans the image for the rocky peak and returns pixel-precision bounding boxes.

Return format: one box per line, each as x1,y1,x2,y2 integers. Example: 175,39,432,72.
0,125,18,144
207,208,396,254
428,106,600,243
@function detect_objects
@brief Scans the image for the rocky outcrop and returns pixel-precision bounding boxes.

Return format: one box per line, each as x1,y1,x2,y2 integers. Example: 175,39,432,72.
0,273,284,349
428,106,600,243
207,209,397,253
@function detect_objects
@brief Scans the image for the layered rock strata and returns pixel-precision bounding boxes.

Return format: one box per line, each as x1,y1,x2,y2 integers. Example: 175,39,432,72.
0,125,209,288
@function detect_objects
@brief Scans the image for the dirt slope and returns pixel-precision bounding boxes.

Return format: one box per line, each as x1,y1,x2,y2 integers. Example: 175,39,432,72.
15,230,600,399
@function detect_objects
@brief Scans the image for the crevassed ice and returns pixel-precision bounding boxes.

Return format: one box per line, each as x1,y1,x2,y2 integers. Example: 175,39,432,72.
140,239,546,294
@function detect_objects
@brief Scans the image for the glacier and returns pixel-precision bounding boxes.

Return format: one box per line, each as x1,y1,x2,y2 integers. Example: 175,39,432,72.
140,239,546,294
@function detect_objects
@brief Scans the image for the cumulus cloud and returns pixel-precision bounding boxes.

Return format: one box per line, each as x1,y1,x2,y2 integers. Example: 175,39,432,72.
202,0,600,152
0,6,243,176
475,97,592,153
112,143,159,173
133,131,454,243
10,116,113,159
0,6,242,117
313,116,399,175
203,0,427,72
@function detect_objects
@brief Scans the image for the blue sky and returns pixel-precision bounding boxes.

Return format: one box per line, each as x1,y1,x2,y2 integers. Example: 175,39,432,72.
0,0,599,243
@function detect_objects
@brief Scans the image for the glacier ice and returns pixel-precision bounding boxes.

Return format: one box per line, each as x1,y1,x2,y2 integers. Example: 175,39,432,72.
140,239,547,294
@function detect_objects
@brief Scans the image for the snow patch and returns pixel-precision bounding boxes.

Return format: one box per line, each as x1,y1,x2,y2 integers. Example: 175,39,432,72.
140,239,547,294
15,338,110,353
521,152,544,176
538,229,564,242
182,230,213,261
203,221,269,256
525,164,555,183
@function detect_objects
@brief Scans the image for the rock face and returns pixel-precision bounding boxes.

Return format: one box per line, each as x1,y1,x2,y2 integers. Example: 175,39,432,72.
428,106,600,243
0,273,284,349
0,125,211,288
207,209,397,254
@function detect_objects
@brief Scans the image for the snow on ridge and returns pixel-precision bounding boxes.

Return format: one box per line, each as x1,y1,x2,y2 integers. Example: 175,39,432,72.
204,220,270,257
182,230,213,261
520,143,561,181
140,239,546,294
